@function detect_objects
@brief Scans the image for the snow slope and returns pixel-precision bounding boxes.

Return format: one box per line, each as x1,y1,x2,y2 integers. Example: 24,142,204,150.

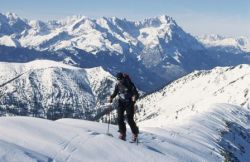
132,63,250,161
137,64,250,122
0,103,250,162
0,117,168,162
0,36,20,47
138,103,250,162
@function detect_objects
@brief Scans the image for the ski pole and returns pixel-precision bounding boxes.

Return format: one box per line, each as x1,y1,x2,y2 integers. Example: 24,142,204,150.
134,104,139,145
106,103,113,137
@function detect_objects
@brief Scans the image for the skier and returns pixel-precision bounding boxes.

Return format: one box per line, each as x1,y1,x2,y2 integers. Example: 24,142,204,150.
108,72,139,142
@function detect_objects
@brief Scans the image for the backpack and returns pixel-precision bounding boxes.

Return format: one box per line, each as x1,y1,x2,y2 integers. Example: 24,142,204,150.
122,73,137,94
116,73,139,101
123,73,132,85
123,73,139,100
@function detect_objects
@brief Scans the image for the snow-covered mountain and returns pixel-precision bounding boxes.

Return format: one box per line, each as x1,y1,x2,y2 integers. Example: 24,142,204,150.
0,12,221,92
136,64,250,122
198,34,250,53
0,13,202,54
0,60,116,120
0,12,30,36
0,12,249,93
132,63,250,161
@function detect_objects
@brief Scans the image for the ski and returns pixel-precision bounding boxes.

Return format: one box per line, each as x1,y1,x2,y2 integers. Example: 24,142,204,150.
129,138,139,145
106,133,114,137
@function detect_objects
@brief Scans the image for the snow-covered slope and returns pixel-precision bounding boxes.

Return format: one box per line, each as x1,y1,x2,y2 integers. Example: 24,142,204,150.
0,103,250,162
0,36,20,47
139,103,250,162
132,64,250,161
0,117,168,162
137,64,250,122
198,34,250,53
0,60,116,119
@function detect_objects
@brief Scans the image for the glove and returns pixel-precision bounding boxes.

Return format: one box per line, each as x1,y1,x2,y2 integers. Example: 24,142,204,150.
132,96,136,103
108,96,113,103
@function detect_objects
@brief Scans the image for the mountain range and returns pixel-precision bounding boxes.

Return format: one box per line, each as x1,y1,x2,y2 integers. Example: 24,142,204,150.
198,34,250,53
0,12,249,93
0,60,117,120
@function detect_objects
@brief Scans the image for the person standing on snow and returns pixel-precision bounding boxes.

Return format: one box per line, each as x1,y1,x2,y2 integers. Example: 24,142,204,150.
108,72,139,142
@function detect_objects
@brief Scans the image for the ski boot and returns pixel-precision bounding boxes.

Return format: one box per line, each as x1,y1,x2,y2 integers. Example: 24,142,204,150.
119,133,126,141
130,133,138,143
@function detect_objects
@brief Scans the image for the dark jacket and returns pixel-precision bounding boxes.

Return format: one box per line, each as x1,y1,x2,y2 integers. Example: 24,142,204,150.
110,79,139,102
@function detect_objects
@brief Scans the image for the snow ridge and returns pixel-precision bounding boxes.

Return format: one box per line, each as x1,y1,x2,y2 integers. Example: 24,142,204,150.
136,64,250,122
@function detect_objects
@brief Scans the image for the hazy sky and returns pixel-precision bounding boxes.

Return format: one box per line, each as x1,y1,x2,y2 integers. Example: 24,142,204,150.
1,0,250,37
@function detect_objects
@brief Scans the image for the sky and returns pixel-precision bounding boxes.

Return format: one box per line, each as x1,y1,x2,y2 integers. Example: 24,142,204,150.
1,0,250,37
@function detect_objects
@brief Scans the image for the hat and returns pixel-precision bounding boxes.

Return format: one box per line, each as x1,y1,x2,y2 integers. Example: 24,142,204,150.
116,72,124,80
